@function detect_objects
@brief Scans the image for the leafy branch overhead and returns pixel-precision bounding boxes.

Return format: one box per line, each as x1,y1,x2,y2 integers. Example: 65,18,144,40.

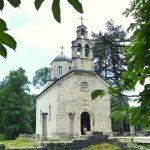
91,89,106,100
0,19,16,58
0,0,83,58
34,0,83,23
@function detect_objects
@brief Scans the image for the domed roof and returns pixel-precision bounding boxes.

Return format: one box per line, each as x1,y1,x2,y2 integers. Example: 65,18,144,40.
51,53,71,63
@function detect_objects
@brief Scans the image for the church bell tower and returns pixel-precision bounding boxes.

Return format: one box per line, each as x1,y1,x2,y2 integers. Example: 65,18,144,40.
71,17,93,71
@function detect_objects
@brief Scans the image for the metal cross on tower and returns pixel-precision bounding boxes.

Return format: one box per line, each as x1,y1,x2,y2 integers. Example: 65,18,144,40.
80,16,84,25
60,46,64,54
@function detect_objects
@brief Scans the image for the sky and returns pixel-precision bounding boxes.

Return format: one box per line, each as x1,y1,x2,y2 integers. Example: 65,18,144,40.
0,0,137,94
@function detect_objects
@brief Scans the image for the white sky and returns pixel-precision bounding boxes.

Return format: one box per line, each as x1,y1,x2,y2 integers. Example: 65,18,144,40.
0,0,133,87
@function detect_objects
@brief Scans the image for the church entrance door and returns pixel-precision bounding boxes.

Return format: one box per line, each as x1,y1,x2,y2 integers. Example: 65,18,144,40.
81,112,90,135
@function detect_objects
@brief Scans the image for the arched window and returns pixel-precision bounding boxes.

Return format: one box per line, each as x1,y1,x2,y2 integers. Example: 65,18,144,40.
77,43,81,56
58,66,62,75
77,43,81,51
81,28,85,36
85,44,89,57
49,105,51,121
69,67,71,72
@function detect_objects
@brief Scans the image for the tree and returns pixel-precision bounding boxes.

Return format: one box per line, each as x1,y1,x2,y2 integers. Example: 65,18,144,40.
0,68,34,139
121,0,150,125
0,0,83,58
33,67,51,88
92,20,127,84
92,0,150,126
92,20,129,135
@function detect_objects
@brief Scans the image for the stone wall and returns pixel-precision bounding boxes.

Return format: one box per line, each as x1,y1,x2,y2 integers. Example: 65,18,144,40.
6,147,47,150
13,132,108,150
4,132,142,150
36,85,58,138
0,144,5,150
41,132,108,150
19,134,40,140
36,70,112,139
51,60,72,80
57,71,112,137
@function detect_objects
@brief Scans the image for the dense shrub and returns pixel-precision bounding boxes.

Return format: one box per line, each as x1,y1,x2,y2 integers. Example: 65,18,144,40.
0,134,6,141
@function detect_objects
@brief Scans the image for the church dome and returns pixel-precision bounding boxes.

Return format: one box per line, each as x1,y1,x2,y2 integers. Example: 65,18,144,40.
52,53,71,63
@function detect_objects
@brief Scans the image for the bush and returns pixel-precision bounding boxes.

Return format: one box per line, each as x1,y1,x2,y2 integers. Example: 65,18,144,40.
83,143,120,150
0,134,6,141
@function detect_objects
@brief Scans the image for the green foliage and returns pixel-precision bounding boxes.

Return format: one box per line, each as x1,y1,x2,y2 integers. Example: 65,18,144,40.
0,18,16,58
110,96,129,132
7,0,21,7
52,0,61,23
67,0,83,14
120,0,150,125
33,67,51,88
0,0,83,58
91,89,106,100
92,0,150,127
0,45,7,58
92,20,127,84
0,134,6,141
0,31,16,49
0,138,34,148
0,68,34,139
51,0,83,23
34,0,45,10
0,18,8,31
0,0,4,10
92,20,129,134
83,143,120,150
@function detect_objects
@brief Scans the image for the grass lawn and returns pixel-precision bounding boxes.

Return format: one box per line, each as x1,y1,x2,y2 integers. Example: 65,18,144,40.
83,143,120,150
0,138,35,149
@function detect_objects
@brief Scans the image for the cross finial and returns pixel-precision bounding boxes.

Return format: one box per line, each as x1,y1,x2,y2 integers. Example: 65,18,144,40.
80,16,84,25
60,46,64,54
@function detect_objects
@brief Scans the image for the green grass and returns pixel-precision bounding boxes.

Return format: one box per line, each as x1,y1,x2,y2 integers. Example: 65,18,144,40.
0,138,34,149
83,143,120,150
0,139,121,150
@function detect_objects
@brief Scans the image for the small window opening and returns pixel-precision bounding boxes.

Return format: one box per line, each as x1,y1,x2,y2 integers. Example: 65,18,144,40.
85,44,89,56
77,43,81,56
58,66,62,75
69,67,71,72
81,28,85,36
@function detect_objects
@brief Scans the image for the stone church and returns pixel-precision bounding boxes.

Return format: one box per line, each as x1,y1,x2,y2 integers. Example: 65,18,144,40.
36,23,112,139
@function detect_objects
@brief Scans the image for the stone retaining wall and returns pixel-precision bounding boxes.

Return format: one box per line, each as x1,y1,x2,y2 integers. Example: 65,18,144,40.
5,147,47,150
4,132,142,150
108,138,143,150
19,134,40,140
0,144,5,150
5,132,108,150
43,134,108,150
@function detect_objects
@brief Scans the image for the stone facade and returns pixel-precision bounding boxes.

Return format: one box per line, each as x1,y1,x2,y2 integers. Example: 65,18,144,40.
51,55,72,80
36,23,112,139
